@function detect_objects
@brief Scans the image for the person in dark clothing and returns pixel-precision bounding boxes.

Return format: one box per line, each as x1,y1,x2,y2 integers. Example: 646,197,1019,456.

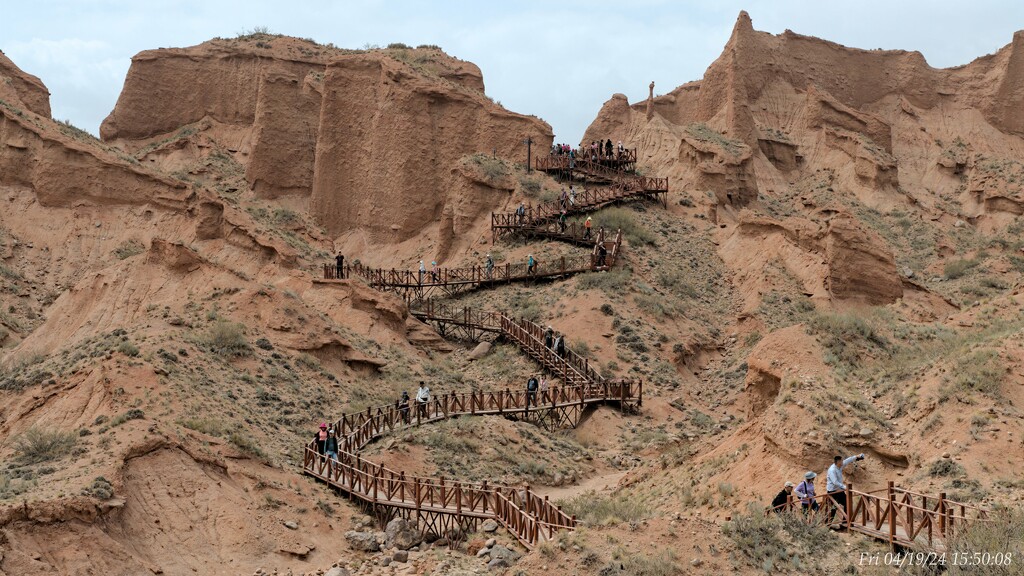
597,244,608,268
324,428,339,463
314,423,328,455
544,326,554,348
397,391,410,424
605,139,613,157
526,375,538,406
771,482,794,513
335,253,345,279
558,210,567,233
554,334,566,358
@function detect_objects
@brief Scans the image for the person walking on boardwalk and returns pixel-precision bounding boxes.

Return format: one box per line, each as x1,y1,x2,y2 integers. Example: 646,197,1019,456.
314,423,328,456
431,261,439,283
617,140,624,157
526,374,539,407
583,216,592,240
559,188,568,211
324,427,339,470
538,374,549,398
397,390,411,424
485,253,494,280
569,186,576,207
418,260,426,285
335,253,345,279
597,243,608,268
516,202,526,225
770,481,794,513
415,382,430,420
544,325,554,348
827,453,865,526
605,138,613,158
554,333,566,358
795,471,819,513
558,210,567,233
527,254,537,276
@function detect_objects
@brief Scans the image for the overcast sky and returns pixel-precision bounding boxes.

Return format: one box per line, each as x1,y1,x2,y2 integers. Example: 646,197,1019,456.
4,1,1023,142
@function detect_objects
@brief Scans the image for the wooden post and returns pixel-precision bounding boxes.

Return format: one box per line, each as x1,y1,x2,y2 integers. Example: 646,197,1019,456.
938,492,946,536
888,481,896,546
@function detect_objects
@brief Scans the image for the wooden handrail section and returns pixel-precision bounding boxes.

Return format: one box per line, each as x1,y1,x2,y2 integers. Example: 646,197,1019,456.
773,480,990,551
302,313,642,549
318,229,624,304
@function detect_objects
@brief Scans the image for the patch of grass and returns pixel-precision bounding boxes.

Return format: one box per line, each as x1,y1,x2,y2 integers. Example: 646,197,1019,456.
724,504,837,572
116,341,140,357
577,268,630,293
807,311,889,369
229,431,265,459
81,476,114,500
203,321,251,357
559,491,650,526
112,240,145,260
110,409,144,427
685,123,747,156
929,459,965,477
619,551,678,576
13,427,77,465
939,349,1004,402
945,258,980,279
597,207,656,246
944,509,1024,576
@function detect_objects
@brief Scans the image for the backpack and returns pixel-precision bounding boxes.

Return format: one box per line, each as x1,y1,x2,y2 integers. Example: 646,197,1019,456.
528,378,538,391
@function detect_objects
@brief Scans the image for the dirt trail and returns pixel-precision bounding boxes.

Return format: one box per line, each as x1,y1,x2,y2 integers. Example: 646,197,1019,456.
535,468,629,501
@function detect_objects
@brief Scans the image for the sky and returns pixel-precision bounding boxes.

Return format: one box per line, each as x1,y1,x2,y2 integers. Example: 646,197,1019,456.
3,1,1024,142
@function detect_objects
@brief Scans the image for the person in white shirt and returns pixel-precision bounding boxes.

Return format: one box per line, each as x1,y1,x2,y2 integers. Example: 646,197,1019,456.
827,453,865,525
415,381,430,420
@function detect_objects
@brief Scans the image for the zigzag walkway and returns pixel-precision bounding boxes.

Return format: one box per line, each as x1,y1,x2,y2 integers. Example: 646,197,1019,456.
492,155,667,243
775,483,989,551
318,229,623,303
303,312,642,548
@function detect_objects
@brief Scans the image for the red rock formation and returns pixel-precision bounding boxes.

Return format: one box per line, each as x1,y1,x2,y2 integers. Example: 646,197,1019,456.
0,50,51,118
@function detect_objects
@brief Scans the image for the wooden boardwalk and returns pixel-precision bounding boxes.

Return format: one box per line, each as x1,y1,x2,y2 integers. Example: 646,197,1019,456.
775,482,989,551
303,312,642,548
318,229,623,303
491,155,667,244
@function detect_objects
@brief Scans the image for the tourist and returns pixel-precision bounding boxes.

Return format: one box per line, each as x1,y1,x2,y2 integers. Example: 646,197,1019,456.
617,140,624,156
418,260,426,285
538,374,549,399
527,254,537,276
827,453,865,526
516,202,526,225
544,325,554,348
554,333,566,358
559,210,567,233
485,253,494,280
583,216,593,240
569,186,576,206
324,428,339,469
559,188,568,211
415,381,431,420
314,423,328,455
605,139,613,158
770,481,794,513
335,253,345,279
527,374,538,407
397,390,411,424
431,261,439,283
597,243,608,267
795,471,819,513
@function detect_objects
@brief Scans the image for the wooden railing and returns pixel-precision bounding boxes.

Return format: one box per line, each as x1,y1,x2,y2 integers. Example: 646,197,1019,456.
774,481,990,550
320,230,622,292
304,313,642,548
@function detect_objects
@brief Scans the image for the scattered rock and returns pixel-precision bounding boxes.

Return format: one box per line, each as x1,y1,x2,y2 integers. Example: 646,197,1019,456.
434,537,449,547
487,558,511,571
484,538,496,548
324,568,350,576
942,452,951,459
468,341,492,360
392,550,408,563
380,557,391,567
476,547,491,558
384,518,422,550
691,558,704,567
481,519,499,533
859,428,873,438
344,530,380,552
283,520,298,530
488,544,522,563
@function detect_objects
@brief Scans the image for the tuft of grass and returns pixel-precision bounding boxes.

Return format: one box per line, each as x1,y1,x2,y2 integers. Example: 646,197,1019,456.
597,207,656,246
81,476,114,500
929,459,966,478
559,491,650,526
203,321,251,357
112,240,145,260
943,509,1024,576
116,341,140,357
939,349,1004,402
944,258,980,279
110,409,144,427
13,427,77,464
